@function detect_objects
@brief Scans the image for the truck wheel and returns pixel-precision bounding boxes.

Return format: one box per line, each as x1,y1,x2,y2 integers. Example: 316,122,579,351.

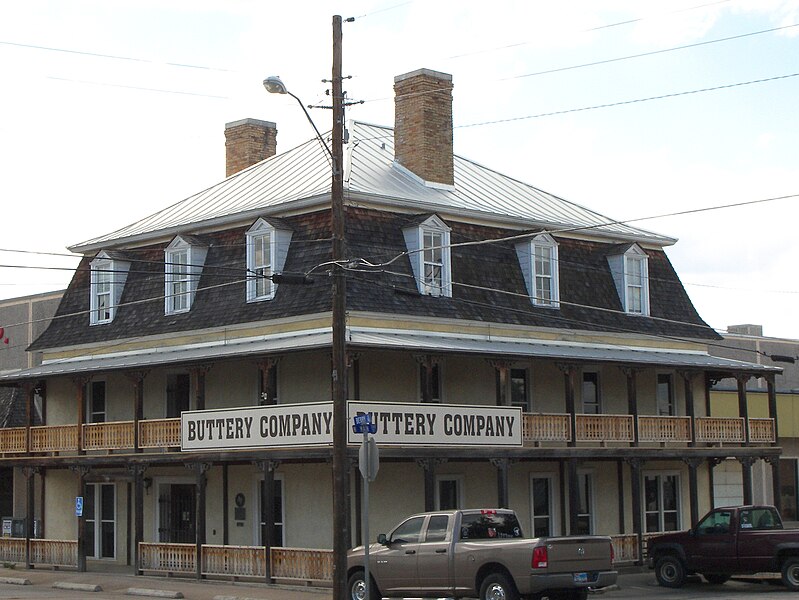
654,555,686,588
703,573,730,585
347,569,380,600
782,557,799,591
479,572,519,600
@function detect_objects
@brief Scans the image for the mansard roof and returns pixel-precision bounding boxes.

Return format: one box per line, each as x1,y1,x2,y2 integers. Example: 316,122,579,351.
70,122,673,253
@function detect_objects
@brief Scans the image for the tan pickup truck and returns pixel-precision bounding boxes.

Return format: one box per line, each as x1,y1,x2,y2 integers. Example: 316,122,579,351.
347,508,617,600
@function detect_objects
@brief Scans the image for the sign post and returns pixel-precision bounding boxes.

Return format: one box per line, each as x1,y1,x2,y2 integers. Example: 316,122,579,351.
353,413,378,600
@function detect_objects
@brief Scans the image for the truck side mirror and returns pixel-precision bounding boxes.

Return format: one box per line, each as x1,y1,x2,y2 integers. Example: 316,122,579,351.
377,533,388,545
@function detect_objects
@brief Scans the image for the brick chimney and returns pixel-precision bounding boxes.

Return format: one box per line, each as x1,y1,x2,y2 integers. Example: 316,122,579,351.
394,68,454,187
224,118,277,177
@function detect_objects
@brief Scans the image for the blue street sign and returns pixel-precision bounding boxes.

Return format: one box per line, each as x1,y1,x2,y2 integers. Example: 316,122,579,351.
353,413,377,434
75,496,84,517
353,413,371,426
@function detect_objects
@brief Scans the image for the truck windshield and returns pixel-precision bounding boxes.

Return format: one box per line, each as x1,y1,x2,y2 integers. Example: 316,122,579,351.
460,511,523,540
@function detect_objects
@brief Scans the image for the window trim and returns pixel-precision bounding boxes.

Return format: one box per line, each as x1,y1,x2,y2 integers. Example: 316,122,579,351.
87,380,107,423
84,482,116,560
403,215,452,298
581,371,601,414
253,472,286,547
656,373,675,416
435,474,464,510
642,470,682,534
530,472,559,536
575,470,596,535
164,236,208,315
89,252,130,325
419,361,443,403
509,367,530,412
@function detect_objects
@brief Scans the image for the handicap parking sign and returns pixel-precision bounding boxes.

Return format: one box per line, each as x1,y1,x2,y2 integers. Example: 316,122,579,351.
75,496,83,517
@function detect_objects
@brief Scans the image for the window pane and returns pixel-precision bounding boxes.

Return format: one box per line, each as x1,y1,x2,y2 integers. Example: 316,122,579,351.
426,515,449,542
510,369,528,409
391,517,425,544
656,374,673,416
645,513,660,533
663,476,678,511
84,485,95,520
101,484,114,520
101,521,115,558
438,479,458,510
645,476,659,512
582,373,599,413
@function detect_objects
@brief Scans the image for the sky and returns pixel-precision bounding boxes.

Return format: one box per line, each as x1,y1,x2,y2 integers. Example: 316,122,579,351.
1,0,798,340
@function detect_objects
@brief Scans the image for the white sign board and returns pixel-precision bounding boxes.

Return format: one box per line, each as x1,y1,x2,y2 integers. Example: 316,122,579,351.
347,401,523,447
181,402,333,451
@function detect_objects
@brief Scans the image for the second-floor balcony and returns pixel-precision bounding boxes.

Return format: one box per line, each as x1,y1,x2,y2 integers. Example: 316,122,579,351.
0,412,776,457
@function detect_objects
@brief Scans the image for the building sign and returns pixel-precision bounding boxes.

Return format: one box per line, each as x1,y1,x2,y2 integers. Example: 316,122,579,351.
348,401,522,447
181,402,333,451
181,401,522,451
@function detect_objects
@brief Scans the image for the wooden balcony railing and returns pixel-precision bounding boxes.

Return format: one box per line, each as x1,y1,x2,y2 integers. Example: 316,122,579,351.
749,418,776,443
695,417,745,444
202,544,266,578
523,413,571,443
140,418,181,448
0,427,27,454
270,547,334,582
0,538,26,563
575,414,634,443
139,542,196,573
29,539,77,568
83,421,134,451
637,416,692,443
30,425,78,453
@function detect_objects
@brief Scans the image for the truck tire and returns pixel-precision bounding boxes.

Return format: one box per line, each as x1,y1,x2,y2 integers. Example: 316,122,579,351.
703,573,730,585
347,569,380,600
479,572,519,600
654,555,687,588
782,557,799,591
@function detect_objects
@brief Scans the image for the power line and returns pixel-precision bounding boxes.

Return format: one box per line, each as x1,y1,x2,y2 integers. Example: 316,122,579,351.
47,76,228,100
457,71,799,129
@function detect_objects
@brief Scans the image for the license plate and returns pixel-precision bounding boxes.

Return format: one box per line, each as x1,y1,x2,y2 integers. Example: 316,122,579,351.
573,572,588,584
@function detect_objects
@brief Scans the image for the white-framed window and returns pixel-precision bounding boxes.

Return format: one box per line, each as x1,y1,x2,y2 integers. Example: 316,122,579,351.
84,483,116,559
89,252,130,325
575,471,595,535
419,362,442,403
87,380,106,423
656,373,675,416
516,233,559,307
510,368,530,412
436,475,463,510
581,371,601,414
164,236,208,315
255,473,286,547
643,472,681,533
530,472,559,537
403,215,452,297
607,244,650,315
245,218,293,303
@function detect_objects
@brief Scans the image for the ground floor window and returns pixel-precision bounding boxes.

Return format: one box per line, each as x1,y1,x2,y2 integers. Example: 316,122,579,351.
84,483,115,559
575,472,594,535
644,473,680,533
530,474,557,537
779,458,798,521
258,475,285,547
157,482,196,543
436,475,463,510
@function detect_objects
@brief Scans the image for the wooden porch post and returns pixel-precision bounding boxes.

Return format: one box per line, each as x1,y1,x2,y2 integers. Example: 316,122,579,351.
72,376,89,455
191,366,211,411
222,465,229,546
736,373,751,445
621,367,639,446
767,375,781,509
739,456,755,505
23,466,38,569
125,371,148,453
189,463,209,580
559,364,577,447
418,459,437,512
257,460,278,583
567,459,579,534
616,460,625,534
627,458,643,565
130,464,146,575
680,370,697,447
72,465,90,572
492,458,510,509
684,458,702,527
489,360,512,406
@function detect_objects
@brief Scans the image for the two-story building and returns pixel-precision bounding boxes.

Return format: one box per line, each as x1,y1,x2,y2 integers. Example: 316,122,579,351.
0,68,781,580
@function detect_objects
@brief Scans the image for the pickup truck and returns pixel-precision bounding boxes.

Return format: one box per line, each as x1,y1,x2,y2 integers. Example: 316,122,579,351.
648,504,799,590
347,508,617,600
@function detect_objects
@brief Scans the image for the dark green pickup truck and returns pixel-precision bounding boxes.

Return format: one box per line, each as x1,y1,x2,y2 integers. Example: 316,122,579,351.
648,505,799,590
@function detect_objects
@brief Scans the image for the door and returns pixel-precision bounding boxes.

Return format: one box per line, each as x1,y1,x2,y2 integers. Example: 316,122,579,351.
686,508,736,572
84,483,115,559
373,516,424,595
531,475,556,537
166,374,190,418
415,515,452,594
158,484,196,543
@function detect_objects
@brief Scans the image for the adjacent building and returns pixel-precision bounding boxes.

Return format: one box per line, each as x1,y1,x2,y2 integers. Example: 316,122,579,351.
0,69,782,578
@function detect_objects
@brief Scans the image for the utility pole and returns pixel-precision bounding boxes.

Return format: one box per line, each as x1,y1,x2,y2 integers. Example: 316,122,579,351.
330,13,349,600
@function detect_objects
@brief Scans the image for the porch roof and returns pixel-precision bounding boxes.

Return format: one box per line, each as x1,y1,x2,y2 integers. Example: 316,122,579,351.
0,327,778,383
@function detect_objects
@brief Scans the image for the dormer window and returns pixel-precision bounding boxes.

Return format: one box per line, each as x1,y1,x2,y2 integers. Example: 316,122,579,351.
89,251,130,325
608,244,650,315
165,236,208,315
245,218,293,302
403,215,452,297
516,233,559,307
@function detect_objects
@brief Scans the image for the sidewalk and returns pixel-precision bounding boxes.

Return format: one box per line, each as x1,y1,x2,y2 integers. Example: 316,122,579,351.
0,566,332,600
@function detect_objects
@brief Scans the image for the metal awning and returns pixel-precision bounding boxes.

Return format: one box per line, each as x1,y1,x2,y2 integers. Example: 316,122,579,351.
0,327,778,383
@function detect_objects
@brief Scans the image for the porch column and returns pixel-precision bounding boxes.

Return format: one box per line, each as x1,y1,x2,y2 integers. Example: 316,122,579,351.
567,459,579,534
191,366,212,411
257,358,280,405
126,371,148,453
558,364,578,447
626,458,643,565
621,367,639,446
767,375,781,509
188,463,210,580
130,464,147,575
489,360,512,406
736,373,751,445
256,460,278,582
679,370,697,447
683,458,703,527
709,458,721,507
72,376,89,455
23,466,39,569
72,465,90,572
491,458,510,508
739,456,755,505
417,459,439,512
616,460,625,534
23,382,37,454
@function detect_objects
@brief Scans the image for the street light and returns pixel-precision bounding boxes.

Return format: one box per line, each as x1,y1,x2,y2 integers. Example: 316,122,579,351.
264,15,349,600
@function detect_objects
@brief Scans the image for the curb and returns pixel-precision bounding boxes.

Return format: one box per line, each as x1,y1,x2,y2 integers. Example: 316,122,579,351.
53,581,103,592
127,588,185,598
0,576,32,585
